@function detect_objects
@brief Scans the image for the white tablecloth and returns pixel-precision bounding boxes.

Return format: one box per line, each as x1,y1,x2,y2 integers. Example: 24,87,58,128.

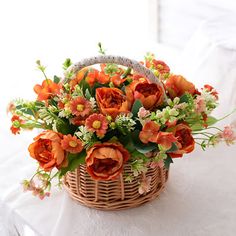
1,121,236,236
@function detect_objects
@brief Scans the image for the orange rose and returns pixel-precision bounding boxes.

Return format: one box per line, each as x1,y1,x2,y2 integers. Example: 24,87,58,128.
169,123,195,158
86,142,130,180
133,82,164,110
165,75,195,99
28,130,67,171
96,87,130,119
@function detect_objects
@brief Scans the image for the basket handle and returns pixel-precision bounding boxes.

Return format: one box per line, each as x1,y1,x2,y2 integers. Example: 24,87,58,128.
68,55,165,93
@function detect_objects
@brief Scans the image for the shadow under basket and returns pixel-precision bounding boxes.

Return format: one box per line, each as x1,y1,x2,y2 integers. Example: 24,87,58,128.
63,164,169,210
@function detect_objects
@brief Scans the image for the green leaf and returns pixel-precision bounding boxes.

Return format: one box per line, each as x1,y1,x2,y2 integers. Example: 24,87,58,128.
85,89,92,100
119,134,136,152
179,93,191,103
121,67,131,79
62,58,72,70
206,116,218,126
131,150,147,159
60,150,86,176
53,75,60,84
131,100,143,117
164,155,173,169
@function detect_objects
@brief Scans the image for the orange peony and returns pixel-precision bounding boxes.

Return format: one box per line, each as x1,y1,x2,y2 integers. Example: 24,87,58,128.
28,130,67,171
169,123,195,158
34,79,61,101
96,87,130,119
133,82,164,110
86,142,130,181
165,75,195,99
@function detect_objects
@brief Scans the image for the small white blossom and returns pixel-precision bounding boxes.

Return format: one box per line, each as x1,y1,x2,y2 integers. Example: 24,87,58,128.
75,126,93,146
115,113,136,132
89,97,97,111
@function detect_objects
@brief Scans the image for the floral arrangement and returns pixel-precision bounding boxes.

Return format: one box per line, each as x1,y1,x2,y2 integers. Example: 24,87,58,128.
9,44,236,199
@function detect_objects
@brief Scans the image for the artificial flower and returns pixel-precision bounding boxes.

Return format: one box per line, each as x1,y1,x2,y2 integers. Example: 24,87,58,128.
146,59,170,75
96,87,130,119
34,79,61,101
165,75,195,99
156,132,178,150
169,123,195,158
203,84,218,100
138,175,152,195
139,121,160,143
10,115,23,135
133,82,164,109
28,130,67,171
86,142,130,181
85,113,108,137
218,125,236,145
70,96,91,117
61,134,83,153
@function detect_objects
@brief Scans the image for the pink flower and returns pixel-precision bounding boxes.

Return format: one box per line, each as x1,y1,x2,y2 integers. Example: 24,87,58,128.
194,96,206,114
138,175,152,195
138,107,150,119
85,113,108,137
219,125,236,145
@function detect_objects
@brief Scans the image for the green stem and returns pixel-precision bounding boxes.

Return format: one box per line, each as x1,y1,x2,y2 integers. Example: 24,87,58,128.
217,108,236,122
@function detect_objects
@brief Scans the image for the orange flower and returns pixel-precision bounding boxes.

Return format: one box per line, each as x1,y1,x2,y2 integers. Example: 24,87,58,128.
70,97,91,117
110,75,126,87
28,131,67,171
139,121,160,143
96,87,130,119
85,113,108,137
70,68,89,89
204,84,218,99
70,68,99,89
10,115,23,135
169,123,195,158
69,117,85,126
133,82,164,109
97,71,110,84
34,79,61,101
86,142,130,181
165,75,195,99
156,132,177,150
146,59,170,75
85,68,99,87
61,134,83,153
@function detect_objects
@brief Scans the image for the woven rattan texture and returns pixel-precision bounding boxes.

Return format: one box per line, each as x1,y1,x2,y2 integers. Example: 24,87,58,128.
63,164,169,210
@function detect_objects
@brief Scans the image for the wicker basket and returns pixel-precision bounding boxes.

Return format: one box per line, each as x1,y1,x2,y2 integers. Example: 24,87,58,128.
64,164,169,210
63,55,169,210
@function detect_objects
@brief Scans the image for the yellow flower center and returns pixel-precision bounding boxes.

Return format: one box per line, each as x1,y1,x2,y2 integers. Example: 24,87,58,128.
69,140,78,148
77,104,84,112
92,120,101,129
